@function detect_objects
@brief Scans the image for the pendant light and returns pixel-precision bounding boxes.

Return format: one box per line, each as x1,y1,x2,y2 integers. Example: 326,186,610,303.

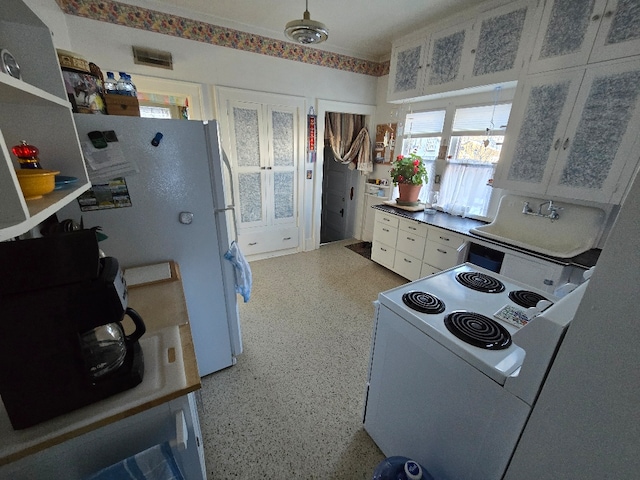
284,0,328,45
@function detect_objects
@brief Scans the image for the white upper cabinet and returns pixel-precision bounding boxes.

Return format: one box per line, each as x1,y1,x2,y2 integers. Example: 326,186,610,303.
529,0,640,74
387,37,429,102
0,0,90,241
388,0,538,102
464,0,537,86
494,57,640,204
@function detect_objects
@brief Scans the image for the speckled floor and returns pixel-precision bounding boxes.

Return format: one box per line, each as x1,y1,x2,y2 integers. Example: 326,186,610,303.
197,239,406,479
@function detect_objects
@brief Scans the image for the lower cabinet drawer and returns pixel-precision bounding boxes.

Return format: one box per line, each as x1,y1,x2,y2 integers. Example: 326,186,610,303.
424,239,460,270
393,252,423,281
396,231,426,257
421,263,441,278
239,227,299,256
374,222,398,247
428,228,466,249
371,241,396,269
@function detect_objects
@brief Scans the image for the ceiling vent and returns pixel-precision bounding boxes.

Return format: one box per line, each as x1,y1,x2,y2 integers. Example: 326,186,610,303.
132,46,173,70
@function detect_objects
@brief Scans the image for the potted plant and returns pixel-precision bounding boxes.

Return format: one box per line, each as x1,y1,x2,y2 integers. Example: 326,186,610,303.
390,152,428,204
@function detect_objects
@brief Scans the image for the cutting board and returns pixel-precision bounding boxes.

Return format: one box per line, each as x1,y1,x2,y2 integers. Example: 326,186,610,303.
383,200,425,212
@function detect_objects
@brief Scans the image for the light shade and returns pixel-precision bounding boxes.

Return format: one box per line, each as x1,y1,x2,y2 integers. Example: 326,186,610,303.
284,6,328,44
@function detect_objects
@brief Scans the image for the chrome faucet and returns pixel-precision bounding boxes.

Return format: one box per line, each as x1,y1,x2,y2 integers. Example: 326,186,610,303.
537,200,552,215
521,199,562,220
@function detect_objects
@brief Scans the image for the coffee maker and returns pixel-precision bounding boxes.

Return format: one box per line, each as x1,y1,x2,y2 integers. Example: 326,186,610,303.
0,229,145,430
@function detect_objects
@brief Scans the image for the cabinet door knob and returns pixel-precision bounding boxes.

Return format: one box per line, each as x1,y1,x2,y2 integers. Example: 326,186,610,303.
592,14,600,21
604,10,614,18
470,49,476,54
563,137,570,150
554,138,561,150
543,279,554,285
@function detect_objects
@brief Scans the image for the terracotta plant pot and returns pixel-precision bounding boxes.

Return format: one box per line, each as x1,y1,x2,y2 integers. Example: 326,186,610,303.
398,183,422,204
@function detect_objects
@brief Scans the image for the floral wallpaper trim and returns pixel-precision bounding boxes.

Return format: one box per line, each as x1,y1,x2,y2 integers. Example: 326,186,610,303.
55,0,390,77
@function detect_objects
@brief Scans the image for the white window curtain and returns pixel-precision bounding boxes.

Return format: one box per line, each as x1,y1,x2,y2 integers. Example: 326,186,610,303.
439,100,511,217
439,163,494,217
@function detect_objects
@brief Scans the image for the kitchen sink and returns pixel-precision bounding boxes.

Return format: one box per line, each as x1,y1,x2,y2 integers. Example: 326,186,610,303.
470,195,606,258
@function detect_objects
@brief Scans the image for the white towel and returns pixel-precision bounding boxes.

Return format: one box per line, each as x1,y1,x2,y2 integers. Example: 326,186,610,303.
224,241,252,303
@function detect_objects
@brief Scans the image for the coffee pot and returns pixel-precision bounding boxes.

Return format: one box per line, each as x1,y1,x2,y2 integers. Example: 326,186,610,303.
80,307,146,380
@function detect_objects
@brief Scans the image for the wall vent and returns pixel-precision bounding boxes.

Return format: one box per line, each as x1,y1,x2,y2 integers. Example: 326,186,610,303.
132,46,173,70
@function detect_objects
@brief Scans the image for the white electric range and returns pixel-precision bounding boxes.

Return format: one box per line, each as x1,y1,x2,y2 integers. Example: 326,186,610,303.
363,263,589,480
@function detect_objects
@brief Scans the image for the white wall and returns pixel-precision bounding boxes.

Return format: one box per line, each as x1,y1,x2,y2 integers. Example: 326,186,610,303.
504,165,640,480
24,0,379,252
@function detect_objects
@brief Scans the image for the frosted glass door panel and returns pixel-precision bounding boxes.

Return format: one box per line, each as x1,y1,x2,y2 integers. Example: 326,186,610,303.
529,0,606,74
238,172,265,225
472,7,528,77
425,23,470,92
494,70,584,195
388,38,427,101
547,59,640,203
232,106,261,167
271,110,294,167
590,0,640,63
273,172,294,221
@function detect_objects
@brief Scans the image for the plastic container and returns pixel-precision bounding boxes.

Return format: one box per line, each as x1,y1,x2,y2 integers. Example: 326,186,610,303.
372,456,434,480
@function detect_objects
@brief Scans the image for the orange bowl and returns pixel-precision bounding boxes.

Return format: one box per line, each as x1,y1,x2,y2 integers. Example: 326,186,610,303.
16,169,60,200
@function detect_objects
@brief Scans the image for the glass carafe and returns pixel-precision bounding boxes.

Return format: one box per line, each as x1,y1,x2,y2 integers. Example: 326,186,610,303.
80,307,145,380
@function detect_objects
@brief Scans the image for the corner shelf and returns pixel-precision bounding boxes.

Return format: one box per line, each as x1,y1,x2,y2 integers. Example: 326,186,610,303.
0,0,90,241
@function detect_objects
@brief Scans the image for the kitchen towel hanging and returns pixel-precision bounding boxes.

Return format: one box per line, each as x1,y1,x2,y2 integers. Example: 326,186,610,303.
224,241,252,303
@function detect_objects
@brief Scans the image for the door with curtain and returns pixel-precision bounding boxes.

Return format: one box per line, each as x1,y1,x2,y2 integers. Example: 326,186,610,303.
217,88,305,257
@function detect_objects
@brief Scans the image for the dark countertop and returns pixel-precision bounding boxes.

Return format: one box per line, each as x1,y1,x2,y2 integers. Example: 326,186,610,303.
372,204,600,269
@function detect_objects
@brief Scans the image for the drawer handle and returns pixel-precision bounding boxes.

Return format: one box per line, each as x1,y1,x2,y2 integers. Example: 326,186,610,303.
383,228,390,232
544,279,554,286
437,249,447,254
439,236,450,241
409,226,417,231
249,242,257,246
407,237,415,241
383,218,390,222
404,258,412,263
283,237,292,241
381,247,387,252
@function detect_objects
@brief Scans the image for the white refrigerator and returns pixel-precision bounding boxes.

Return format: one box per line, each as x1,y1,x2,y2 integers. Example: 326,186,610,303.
60,114,242,377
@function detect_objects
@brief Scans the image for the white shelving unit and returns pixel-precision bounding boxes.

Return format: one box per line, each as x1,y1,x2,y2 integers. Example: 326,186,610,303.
0,0,90,241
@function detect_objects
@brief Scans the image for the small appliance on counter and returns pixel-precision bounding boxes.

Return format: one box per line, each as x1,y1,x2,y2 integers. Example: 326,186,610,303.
0,230,145,430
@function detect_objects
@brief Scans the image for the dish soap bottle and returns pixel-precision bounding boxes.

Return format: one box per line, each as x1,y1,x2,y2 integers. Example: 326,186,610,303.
11,141,42,169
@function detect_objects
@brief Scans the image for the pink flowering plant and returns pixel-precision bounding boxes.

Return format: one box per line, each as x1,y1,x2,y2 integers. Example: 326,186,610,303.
389,153,428,186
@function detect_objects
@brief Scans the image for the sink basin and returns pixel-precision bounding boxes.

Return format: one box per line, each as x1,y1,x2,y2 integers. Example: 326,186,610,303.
470,195,606,258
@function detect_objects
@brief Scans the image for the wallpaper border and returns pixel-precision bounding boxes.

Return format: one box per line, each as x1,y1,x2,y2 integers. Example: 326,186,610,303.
55,0,390,77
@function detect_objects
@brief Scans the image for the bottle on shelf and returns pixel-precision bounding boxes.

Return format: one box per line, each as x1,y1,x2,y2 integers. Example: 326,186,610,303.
103,71,117,95
125,74,137,97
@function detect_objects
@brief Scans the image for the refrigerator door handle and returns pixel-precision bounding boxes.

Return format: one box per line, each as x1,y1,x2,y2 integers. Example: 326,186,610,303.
215,206,238,243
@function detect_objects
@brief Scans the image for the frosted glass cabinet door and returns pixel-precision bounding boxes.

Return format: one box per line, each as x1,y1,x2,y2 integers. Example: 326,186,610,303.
589,0,640,63
423,22,472,94
268,106,297,226
388,37,428,101
528,0,608,74
467,0,533,85
547,58,640,203
494,69,584,196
